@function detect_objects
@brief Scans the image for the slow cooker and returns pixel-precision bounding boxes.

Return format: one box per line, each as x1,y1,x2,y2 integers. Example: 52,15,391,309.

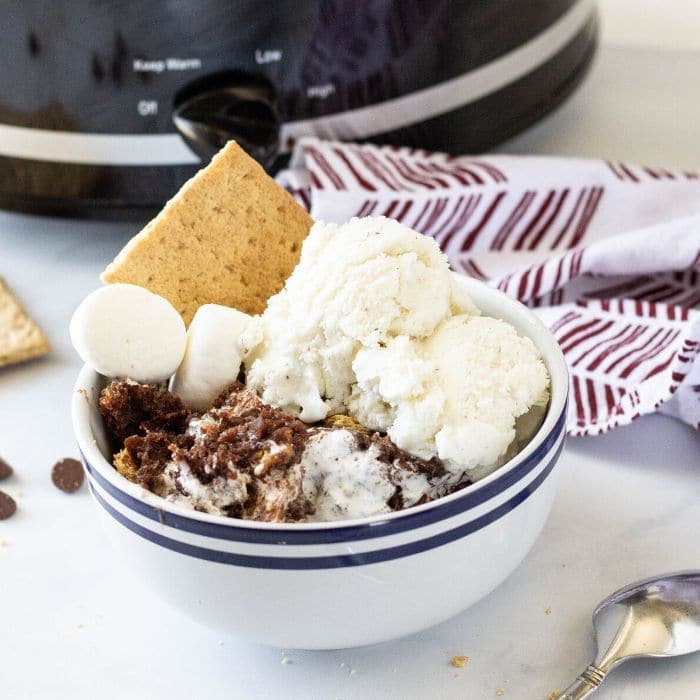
0,0,597,218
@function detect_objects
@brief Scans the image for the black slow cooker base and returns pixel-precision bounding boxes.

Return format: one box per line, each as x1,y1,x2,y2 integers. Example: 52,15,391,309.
369,14,597,157
0,162,197,221
0,8,597,221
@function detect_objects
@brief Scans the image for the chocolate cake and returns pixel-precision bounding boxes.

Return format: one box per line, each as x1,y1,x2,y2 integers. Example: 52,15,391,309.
99,380,471,523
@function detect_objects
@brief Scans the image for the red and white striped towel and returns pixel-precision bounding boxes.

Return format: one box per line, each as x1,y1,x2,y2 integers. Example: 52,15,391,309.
277,138,700,437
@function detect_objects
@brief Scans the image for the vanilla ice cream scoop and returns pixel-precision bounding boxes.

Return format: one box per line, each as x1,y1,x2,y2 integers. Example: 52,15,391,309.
351,314,549,468
426,315,549,470
243,215,549,474
70,284,186,383
170,304,252,410
243,216,468,422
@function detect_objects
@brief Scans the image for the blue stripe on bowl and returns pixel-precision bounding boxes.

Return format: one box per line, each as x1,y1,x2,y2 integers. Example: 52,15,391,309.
88,439,563,569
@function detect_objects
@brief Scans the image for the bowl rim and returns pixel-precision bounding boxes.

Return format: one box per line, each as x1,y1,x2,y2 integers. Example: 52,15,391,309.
73,274,568,536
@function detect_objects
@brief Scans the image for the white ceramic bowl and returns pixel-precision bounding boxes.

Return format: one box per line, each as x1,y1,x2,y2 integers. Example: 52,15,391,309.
72,274,568,650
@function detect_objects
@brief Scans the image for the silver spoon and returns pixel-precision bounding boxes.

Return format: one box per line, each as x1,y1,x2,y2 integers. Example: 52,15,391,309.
555,571,700,699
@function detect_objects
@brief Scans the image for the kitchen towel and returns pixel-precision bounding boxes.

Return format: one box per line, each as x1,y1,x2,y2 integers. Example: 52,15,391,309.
278,138,700,437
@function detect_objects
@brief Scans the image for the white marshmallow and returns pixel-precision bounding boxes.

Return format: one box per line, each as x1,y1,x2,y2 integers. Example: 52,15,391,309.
170,304,252,410
70,284,186,383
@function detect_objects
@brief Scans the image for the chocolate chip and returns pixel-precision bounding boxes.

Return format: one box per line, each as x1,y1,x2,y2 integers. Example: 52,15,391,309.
0,490,16,519
0,457,13,481
51,458,84,493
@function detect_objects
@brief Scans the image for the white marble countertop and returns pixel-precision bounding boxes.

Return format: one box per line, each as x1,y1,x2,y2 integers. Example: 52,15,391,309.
2,19,700,700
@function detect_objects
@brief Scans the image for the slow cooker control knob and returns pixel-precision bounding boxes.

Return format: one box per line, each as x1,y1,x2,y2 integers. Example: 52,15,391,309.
173,73,279,169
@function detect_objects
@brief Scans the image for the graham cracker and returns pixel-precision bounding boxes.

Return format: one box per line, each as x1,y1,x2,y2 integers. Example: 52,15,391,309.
0,277,50,368
322,414,370,433
113,448,138,483
101,141,313,324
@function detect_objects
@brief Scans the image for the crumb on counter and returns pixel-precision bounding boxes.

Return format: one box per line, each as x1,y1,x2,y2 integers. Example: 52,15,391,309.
0,490,17,520
544,607,552,615
51,458,85,493
281,657,291,665
451,655,469,668
548,691,561,699
496,689,505,697
0,456,13,480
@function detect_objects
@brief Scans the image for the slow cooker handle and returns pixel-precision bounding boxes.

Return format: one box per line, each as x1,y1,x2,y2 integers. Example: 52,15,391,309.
173,75,280,170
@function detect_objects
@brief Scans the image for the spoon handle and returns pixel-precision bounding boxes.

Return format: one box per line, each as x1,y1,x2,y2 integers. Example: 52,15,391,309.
555,665,606,699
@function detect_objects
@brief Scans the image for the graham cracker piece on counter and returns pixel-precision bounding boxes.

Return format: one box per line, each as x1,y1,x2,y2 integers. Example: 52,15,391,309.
101,141,313,325
0,277,50,368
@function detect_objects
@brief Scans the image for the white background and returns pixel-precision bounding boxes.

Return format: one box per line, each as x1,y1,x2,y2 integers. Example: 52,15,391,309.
1,3,700,699
601,0,700,51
